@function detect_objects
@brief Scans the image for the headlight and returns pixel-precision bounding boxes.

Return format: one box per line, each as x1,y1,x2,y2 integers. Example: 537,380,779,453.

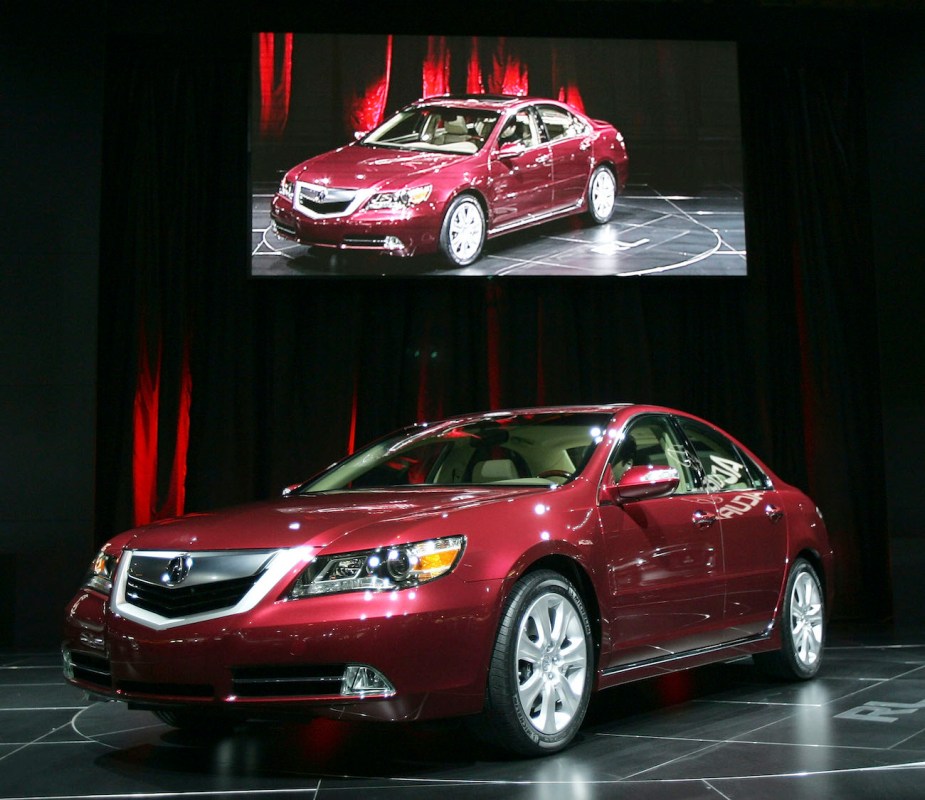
278,177,294,200
288,535,465,598
366,184,433,211
83,549,118,595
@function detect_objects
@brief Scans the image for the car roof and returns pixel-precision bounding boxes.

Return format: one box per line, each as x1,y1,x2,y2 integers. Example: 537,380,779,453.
414,404,632,428
412,94,549,112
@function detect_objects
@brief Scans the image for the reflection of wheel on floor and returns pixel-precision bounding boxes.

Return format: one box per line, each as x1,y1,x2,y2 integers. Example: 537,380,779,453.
475,569,593,756
439,194,486,266
586,165,617,224
754,557,825,680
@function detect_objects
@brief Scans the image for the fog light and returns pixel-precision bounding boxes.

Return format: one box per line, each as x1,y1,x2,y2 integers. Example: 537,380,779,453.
62,648,74,680
342,664,395,696
383,236,405,252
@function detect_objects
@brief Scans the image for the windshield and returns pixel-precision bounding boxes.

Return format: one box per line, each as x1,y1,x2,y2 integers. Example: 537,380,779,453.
301,412,612,492
361,106,500,155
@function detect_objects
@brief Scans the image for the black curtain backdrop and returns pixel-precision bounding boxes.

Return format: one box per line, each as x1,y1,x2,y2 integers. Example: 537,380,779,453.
95,21,887,621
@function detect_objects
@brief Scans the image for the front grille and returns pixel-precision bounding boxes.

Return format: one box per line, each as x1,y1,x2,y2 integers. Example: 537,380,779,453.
295,183,358,217
69,651,112,689
231,664,347,698
125,573,261,619
117,680,214,698
301,198,352,215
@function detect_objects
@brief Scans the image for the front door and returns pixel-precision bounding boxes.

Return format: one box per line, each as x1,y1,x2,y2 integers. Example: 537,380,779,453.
487,109,553,231
599,414,727,669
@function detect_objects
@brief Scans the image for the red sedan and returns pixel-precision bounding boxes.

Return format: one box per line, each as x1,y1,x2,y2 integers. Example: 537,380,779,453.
269,95,628,266
63,405,832,756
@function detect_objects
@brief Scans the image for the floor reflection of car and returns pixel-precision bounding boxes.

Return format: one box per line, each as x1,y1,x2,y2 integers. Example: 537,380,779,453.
63,404,832,757
269,95,629,266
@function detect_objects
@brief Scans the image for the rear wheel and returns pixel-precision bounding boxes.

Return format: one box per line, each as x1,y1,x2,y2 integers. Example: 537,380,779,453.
755,558,825,679
477,570,593,756
586,165,617,224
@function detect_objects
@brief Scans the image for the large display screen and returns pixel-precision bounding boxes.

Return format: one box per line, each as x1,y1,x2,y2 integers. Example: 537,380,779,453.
250,34,745,278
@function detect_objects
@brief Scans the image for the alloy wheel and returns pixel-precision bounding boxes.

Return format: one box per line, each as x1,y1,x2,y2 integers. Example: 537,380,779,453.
515,590,589,735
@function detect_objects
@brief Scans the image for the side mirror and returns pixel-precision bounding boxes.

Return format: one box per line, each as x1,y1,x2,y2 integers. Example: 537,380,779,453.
497,141,526,160
600,465,680,504
282,483,302,497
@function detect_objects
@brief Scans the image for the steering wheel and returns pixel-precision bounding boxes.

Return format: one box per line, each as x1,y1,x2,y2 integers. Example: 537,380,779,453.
537,470,571,480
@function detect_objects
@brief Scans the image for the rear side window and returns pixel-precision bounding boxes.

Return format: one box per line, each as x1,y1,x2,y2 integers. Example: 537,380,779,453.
676,418,771,492
536,104,588,142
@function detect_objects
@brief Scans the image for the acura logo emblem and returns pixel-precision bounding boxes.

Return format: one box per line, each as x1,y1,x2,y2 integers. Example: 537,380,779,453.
162,555,193,586
302,185,327,203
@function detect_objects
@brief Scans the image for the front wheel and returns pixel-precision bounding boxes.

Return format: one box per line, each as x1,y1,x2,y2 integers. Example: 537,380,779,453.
439,194,486,267
586,165,617,224
755,558,825,680
476,570,593,756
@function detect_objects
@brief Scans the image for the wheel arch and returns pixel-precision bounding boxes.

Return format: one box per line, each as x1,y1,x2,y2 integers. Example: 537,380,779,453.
519,554,603,668
793,547,828,609
445,187,489,224
592,156,626,194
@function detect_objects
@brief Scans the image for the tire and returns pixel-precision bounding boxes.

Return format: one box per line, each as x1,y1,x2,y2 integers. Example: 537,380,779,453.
439,194,486,267
754,558,825,680
586,165,617,224
477,570,593,756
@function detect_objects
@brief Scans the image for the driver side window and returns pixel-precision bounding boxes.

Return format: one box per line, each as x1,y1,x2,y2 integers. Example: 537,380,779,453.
609,416,695,494
498,111,537,148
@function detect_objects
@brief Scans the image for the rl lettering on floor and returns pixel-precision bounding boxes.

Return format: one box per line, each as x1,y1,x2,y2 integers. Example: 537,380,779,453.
836,698,925,723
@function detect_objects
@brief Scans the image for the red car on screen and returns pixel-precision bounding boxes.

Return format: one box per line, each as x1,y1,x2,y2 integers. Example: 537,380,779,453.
63,405,832,756
269,95,628,266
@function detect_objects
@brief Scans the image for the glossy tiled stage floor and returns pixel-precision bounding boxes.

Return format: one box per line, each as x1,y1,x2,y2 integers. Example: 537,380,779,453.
2,627,924,799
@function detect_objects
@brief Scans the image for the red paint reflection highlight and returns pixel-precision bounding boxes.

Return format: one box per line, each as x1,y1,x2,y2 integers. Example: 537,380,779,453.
487,284,502,409
467,38,485,94
347,35,393,135
423,36,451,98
348,375,358,455
161,340,191,520
489,40,528,96
132,330,192,526
133,328,160,527
258,32,293,139
655,670,694,707
558,84,586,114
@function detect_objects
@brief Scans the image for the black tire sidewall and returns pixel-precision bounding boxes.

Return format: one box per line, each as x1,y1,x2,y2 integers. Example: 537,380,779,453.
487,570,593,754
587,165,616,224
780,559,825,679
438,194,486,267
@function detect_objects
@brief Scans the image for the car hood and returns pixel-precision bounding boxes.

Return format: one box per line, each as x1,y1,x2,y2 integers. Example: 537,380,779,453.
121,487,543,554
289,143,471,188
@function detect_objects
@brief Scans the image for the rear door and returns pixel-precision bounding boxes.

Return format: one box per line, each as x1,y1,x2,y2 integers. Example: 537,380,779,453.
535,103,593,209
674,416,788,637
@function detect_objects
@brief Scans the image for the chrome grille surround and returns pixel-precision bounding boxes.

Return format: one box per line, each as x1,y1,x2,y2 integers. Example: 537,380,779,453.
293,182,371,219
110,548,309,631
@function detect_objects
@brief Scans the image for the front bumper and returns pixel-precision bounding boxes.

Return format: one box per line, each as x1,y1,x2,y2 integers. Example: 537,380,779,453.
270,195,440,257
63,574,501,722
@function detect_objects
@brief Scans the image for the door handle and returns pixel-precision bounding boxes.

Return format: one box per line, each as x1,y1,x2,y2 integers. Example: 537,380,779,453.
765,504,784,523
692,509,717,529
